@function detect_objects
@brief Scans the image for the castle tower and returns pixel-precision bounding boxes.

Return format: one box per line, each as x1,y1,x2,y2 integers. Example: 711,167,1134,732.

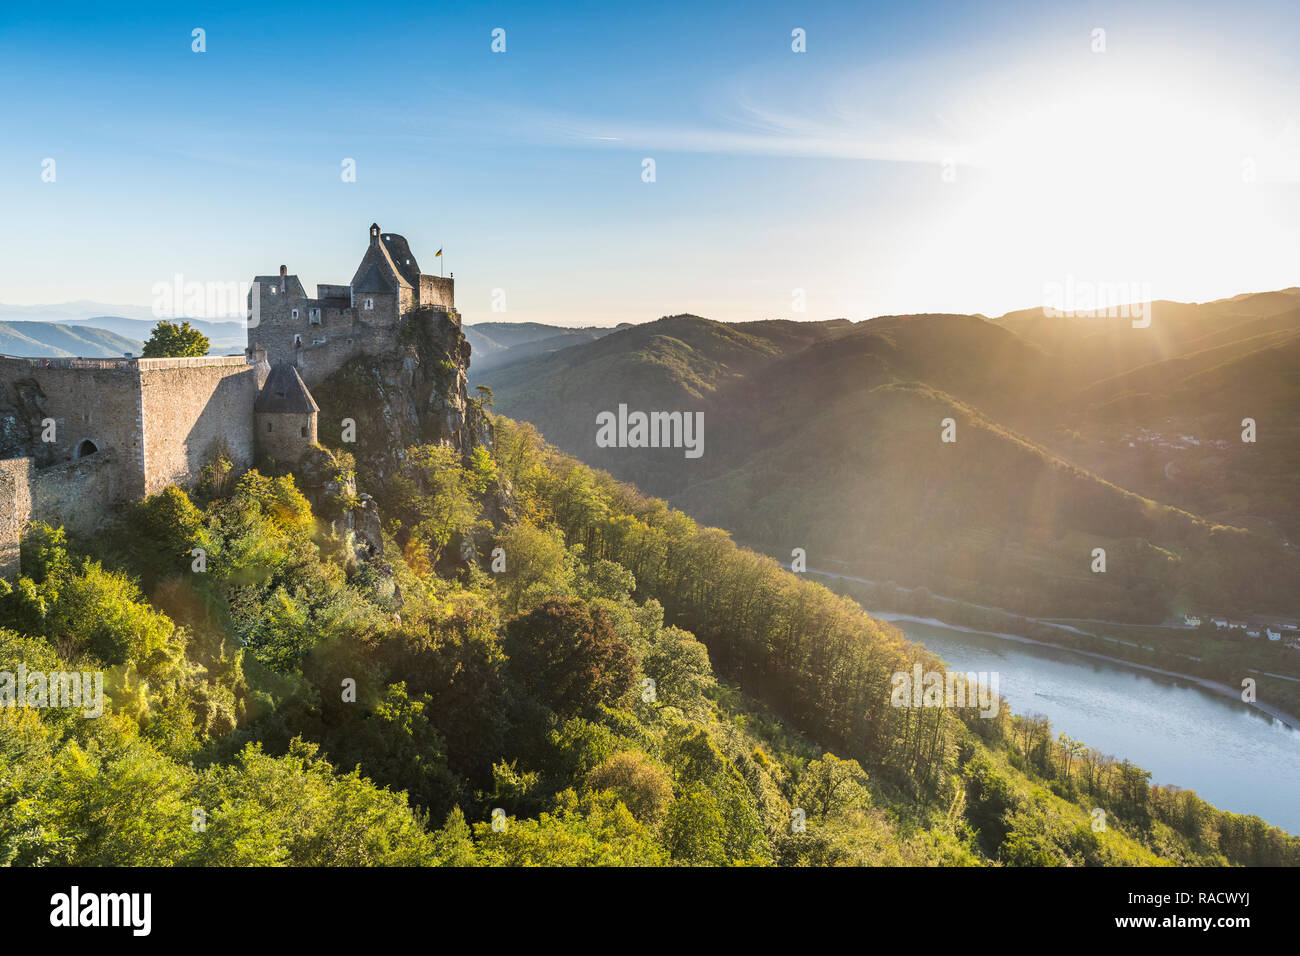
245,223,458,387
254,361,319,467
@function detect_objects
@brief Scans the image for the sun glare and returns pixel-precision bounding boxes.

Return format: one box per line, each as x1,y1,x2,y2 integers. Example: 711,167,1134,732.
894,49,1300,315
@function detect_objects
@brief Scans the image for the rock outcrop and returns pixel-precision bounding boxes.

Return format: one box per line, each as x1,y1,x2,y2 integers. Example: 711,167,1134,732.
315,308,495,490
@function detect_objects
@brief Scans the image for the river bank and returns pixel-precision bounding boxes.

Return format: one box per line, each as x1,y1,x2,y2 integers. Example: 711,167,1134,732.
873,612,1300,729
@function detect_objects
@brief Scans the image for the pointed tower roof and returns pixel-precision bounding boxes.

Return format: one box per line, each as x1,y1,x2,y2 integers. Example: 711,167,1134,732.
254,362,320,414
352,262,400,294
351,222,414,292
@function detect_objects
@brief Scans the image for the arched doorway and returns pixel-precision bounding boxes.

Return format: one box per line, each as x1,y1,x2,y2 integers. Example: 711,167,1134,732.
75,438,99,459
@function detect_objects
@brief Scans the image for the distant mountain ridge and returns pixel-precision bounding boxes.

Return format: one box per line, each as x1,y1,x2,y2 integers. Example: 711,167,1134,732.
56,316,246,353
480,292,1300,622
0,321,141,358
0,302,247,355
464,321,630,375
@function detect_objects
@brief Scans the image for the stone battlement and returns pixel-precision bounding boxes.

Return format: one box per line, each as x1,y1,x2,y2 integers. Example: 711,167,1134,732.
0,354,252,372
138,355,252,369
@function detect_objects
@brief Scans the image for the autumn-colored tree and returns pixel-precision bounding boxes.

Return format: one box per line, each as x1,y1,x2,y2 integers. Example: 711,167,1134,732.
586,751,674,825
503,597,637,716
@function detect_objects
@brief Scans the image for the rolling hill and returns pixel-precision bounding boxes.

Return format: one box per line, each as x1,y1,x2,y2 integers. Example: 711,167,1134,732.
0,321,141,358
0,303,248,354
464,321,629,374
54,316,247,353
481,301,1300,622
482,315,853,489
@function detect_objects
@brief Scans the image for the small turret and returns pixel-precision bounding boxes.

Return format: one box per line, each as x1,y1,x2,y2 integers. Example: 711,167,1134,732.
254,361,319,468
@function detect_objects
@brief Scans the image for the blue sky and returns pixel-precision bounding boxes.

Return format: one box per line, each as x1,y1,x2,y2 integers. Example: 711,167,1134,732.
2,0,1298,325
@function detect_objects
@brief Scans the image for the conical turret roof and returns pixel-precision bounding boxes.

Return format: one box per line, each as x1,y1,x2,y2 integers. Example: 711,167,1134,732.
254,362,320,414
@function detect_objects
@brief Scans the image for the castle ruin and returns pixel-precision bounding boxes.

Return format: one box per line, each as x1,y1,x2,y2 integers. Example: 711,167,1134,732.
0,223,448,576
247,223,457,387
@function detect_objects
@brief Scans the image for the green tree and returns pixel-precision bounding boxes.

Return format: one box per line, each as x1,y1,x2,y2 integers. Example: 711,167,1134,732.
473,790,666,866
793,753,872,819
193,739,439,866
641,624,714,714
391,444,485,568
495,521,572,614
133,486,212,579
322,682,464,819
661,728,770,865
141,320,210,358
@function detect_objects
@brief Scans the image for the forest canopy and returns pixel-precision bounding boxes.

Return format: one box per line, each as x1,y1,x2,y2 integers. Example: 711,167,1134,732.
0,416,1294,867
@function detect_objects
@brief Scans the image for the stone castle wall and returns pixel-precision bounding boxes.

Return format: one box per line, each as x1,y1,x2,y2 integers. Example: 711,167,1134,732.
0,458,33,578
0,453,121,577
30,453,123,539
138,356,258,495
0,355,261,575
292,321,401,387
249,287,403,383
419,275,455,311
0,357,146,496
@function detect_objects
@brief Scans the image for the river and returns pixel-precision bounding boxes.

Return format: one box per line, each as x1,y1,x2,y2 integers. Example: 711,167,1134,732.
888,616,1300,833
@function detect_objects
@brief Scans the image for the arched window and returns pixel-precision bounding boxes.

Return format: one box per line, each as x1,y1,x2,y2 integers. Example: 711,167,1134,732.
75,438,99,458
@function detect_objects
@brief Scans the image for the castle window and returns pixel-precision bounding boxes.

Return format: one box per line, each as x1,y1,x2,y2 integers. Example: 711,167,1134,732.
363,298,374,310
266,422,273,433
75,438,98,459
293,334,302,348
309,308,321,324
269,287,277,295
291,309,299,320
300,426,308,438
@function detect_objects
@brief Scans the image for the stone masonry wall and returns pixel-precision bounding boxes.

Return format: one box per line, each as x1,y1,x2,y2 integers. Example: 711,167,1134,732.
292,322,402,387
0,454,121,577
418,275,455,311
138,356,257,496
0,355,258,577
248,292,403,378
30,453,122,538
0,357,146,498
256,411,317,466
0,458,33,578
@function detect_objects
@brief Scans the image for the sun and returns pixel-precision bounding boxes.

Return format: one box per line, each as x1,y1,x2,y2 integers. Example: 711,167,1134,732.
895,47,1300,315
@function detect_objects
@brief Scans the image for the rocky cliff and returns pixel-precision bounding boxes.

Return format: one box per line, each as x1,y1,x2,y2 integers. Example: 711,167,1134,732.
314,307,495,490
